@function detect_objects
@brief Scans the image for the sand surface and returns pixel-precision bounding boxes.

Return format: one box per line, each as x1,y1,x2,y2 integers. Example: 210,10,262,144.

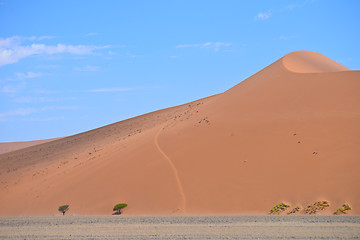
0,138,61,155
1,215,359,239
0,51,359,216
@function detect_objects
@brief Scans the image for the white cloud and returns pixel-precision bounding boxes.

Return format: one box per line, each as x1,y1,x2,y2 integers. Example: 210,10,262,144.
73,65,100,72
254,11,272,20
0,36,111,66
176,42,232,51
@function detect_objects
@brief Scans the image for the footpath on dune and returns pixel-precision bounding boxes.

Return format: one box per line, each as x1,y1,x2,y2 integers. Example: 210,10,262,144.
155,124,187,213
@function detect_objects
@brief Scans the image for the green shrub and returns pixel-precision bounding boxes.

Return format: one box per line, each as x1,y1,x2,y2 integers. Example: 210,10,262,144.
113,203,128,215
269,202,290,215
287,206,301,215
58,205,69,216
334,203,351,215
334,208,345,215
305,201,329,214
342,204,351,211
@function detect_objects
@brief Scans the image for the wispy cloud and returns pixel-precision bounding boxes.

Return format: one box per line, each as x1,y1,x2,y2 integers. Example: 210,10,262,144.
254,11,272,20
34,89,58,94
0,72,45,94
282,1,310,11
87,87,136,92
15,71,45,80
176,42,232,52
285,4,297,10
12,96,77,103
36,64,59,69
0,36,111,66
0,106,78,121
27,116,66,122
73,65,100,72
86,32,97,37
279,35,296,40
0,108,37,119
0,83,26,93
86,86,161,93
258,1,311,21
1,71,45,83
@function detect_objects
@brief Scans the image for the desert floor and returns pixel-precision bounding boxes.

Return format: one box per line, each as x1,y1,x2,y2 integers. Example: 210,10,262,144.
0,215,359,239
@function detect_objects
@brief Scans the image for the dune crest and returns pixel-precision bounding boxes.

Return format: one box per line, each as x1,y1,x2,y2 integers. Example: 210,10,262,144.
281,51,350,73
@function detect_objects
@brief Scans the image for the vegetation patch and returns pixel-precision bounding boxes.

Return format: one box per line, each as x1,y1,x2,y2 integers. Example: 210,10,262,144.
269,202,290,215
58,205,69,216
287,206,301,215
334,204,351,215
305,201,329,214
113,203,128,215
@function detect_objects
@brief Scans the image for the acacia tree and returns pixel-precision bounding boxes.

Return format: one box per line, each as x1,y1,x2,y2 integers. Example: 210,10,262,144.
113,203,127,215
58,205,69,216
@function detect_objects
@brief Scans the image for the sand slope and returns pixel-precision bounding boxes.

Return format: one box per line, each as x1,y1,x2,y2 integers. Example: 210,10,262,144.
0,138,61,155
0,51,359,216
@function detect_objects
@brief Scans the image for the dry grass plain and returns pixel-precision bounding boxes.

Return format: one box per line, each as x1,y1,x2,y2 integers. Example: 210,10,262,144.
1,215,359,239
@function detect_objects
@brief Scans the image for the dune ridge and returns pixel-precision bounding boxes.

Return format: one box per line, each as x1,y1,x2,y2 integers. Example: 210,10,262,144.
0,51,359,216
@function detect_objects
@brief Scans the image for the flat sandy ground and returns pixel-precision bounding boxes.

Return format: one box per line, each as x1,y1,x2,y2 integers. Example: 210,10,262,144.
0,215,359,239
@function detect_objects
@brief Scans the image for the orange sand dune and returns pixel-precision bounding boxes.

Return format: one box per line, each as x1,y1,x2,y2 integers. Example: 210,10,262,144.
0,51,359,216
0,138,61,155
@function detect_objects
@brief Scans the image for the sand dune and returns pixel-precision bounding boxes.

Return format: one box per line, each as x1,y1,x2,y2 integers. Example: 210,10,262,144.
0,138,61,155
0,51,359,216
282,50,350,73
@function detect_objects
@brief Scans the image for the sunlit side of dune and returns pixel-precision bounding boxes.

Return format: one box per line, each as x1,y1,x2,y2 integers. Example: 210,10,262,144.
0,51,359,216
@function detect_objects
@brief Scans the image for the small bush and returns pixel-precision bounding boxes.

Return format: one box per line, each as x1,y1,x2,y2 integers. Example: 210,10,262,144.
334,203,351,215
287,206,301,215
269,202,290,215
343,204,351,211
113,203,128,215
305,201,329,214
58,205,69,216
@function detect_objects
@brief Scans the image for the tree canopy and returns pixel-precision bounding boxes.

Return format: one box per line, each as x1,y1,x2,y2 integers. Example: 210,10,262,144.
58,205,69,216
113,203,127,215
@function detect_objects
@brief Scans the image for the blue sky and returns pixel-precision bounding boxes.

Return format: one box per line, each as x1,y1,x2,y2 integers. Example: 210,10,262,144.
1,0,359,142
